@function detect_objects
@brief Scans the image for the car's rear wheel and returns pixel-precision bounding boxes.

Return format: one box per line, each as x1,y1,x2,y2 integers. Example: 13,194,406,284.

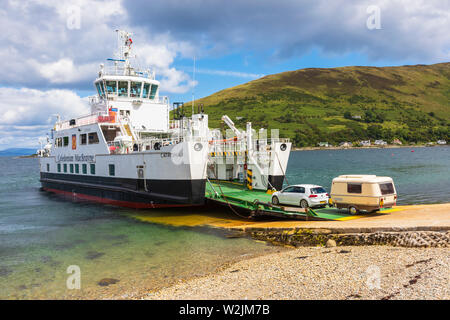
272,196,279,205
300,199,309,208
348,206,359,215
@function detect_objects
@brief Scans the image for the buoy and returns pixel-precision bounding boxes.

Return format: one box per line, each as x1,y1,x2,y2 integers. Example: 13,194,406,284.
411,150,415,152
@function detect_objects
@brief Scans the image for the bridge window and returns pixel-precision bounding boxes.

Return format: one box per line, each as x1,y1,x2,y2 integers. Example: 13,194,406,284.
149,84,158,99
63,136,69,147
142,83,150,98
130,82,142,97
88,132,99,144
80,134,87,145
109,164,115,176
105,81,117,95
95,82,105,97
118,81,128,97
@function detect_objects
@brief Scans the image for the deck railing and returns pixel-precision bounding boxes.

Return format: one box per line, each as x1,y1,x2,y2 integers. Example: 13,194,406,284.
55,112,115,131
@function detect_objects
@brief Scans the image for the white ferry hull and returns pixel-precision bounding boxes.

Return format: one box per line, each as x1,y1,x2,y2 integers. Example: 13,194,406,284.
39,141,208,208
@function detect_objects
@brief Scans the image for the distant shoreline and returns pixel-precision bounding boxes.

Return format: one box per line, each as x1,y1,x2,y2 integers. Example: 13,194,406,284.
292,144,447,151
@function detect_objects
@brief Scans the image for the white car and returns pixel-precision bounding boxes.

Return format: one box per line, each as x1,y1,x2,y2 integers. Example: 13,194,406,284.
271,184,329,208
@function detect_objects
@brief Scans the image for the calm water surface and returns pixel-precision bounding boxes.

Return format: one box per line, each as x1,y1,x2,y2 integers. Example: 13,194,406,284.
286,147,449,205
0,146,448,299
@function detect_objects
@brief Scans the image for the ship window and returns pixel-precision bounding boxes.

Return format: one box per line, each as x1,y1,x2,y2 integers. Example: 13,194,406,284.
75,164,79,174
57,163,61,173
80,134,87,145
90,164,96,175
142,83,150,98
63,136,69,147
347,183,362,194
149,84,158,99
82,164,87,174
70,164,74,173
95,82,103,97
130,82,142,97
88,132,99,144
109,164,115,176
63,164,67,173
105,81,117,95
47,163,50,172
101,82,106,97
118,81,128,97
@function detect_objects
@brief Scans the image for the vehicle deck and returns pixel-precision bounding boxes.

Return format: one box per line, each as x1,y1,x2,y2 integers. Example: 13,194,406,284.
205,180,390,221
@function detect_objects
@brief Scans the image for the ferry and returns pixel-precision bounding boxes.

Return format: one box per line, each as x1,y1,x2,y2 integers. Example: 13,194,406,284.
38,30,292,209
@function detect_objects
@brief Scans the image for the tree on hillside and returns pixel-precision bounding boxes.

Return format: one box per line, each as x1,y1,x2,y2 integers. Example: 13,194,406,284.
343,111,352,120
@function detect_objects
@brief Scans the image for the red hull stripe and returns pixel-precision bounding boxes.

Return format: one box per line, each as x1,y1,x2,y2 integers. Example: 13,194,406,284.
43,188,196,209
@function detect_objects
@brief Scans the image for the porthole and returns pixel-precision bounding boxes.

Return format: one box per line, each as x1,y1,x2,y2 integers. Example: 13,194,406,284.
194,143,203,151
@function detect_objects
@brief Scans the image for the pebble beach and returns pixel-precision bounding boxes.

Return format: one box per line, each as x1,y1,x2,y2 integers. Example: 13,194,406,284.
144,246,450,300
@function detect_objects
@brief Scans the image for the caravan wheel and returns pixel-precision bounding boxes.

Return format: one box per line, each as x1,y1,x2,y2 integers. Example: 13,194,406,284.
348,206,359,215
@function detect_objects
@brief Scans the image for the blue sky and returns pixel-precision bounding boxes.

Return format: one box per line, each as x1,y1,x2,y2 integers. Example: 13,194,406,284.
0,0,448,149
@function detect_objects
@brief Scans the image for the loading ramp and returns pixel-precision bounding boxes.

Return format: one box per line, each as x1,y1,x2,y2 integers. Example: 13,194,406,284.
205,180,368,221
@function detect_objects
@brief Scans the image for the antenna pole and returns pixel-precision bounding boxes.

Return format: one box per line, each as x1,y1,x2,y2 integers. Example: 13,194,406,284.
192,56,195,116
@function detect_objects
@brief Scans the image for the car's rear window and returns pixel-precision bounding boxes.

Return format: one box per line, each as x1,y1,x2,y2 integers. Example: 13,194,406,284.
379,183,395,195
311,187,327,194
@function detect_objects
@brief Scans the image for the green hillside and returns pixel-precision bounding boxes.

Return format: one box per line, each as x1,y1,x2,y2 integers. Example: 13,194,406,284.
181,62,450,146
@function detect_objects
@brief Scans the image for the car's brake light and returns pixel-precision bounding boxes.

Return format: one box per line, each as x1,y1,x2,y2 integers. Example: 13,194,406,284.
394,195,397,200
326,193,329,197
309,195,317,198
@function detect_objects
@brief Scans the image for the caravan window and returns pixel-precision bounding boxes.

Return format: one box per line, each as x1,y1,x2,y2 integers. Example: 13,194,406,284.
118,81,128,97
130,82,142,97
379,183,394,195
347,183,362,194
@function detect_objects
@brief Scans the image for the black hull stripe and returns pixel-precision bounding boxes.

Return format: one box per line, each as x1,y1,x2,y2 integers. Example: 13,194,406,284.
40,172,206,205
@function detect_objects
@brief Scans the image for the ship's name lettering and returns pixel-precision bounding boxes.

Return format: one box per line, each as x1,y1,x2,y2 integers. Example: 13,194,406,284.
57,154,95,162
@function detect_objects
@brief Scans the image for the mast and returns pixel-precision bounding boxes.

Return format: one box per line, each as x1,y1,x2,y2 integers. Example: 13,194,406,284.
114,29,133,75
192,56,196,115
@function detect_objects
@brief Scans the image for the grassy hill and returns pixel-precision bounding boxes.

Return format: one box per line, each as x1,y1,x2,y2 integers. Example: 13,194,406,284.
181,62,450,146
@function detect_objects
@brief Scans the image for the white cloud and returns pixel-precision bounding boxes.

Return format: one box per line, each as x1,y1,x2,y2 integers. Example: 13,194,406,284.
0,87,89,149
0,0,196,93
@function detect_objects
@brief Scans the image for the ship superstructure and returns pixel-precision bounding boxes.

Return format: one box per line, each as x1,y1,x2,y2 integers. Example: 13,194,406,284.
39,30,209,208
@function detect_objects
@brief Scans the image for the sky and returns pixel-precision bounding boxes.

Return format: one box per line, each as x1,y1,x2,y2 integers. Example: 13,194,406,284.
0,0,449,149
